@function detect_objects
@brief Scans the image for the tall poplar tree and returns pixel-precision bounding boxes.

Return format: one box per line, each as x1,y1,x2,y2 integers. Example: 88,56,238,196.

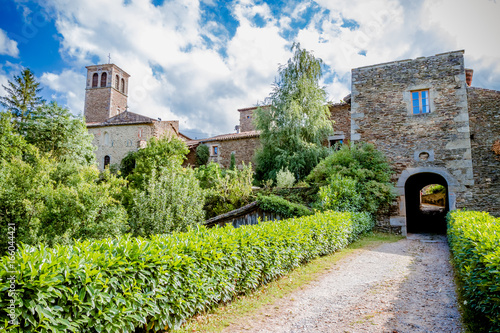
254,43,333,182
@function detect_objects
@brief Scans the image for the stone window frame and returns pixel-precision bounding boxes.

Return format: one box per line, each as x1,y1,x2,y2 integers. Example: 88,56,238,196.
403,85,436,116
115,75,120,90
328,132,345,148
100,72,107,88
212,145,219,156
92,73,98,87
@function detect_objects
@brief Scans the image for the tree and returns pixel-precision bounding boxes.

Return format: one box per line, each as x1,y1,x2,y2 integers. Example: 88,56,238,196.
0,112,34,160
0,68,45,128
195,143,209,166
254,43,333,182
127,136,189,189
23,102,95,165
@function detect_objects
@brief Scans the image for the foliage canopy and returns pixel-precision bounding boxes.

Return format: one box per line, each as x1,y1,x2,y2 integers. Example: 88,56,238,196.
254,43,332,182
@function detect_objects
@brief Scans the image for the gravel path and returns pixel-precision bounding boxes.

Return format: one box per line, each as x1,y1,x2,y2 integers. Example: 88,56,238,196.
223,234,463,333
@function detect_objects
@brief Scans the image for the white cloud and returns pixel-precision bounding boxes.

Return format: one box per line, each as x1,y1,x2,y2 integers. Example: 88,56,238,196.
0,29,19,57
33,0,500,136
40,69,86,115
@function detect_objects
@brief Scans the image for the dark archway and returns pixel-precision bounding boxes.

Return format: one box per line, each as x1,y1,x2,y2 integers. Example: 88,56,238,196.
405,172,449,234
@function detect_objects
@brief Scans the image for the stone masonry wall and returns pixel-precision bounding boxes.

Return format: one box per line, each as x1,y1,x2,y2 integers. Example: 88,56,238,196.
329,103,351,142
207,137,261,169
84,88,112,123
467,87,500,216
351,50,473,233
88,123,177,170
239,107,256,132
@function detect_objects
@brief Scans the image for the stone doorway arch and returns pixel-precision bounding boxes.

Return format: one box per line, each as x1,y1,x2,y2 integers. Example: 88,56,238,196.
390,167,459,236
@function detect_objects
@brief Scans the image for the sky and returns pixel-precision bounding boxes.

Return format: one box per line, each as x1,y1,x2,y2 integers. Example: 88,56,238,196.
0,0,499,139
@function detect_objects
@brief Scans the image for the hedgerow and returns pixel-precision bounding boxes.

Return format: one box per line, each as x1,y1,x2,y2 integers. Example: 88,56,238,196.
447,210,500,332
0,210,372,332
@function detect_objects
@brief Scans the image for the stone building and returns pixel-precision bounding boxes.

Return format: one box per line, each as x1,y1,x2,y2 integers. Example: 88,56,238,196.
84,63,183,169
350,50,499,234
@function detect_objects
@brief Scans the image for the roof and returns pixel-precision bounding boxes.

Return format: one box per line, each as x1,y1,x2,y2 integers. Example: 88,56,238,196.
238,105,271,112
87,111,157,127
200,130,260,143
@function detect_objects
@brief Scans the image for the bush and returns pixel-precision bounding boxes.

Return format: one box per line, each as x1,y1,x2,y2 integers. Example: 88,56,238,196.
195,144,209,166
317,174,362,212
0,156,128,253
129,162,205,237
0,210,373,332
307,142,394,214
447,210,500,332
195,162,253,218
276,167,295,188
257,194,312,218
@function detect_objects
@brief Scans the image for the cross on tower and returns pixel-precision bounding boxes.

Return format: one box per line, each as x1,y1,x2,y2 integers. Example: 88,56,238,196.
108,53,111,64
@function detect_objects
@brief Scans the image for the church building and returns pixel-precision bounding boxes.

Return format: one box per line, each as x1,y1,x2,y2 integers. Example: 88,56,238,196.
84,63,183,169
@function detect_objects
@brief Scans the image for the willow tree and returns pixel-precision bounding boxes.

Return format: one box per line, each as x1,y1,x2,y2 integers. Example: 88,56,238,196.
254,43,333,182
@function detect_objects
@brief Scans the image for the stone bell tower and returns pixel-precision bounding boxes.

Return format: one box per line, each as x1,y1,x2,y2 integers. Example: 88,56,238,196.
84,63,130,123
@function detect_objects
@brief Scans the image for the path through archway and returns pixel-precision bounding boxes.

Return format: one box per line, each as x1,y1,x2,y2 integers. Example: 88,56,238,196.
405,173,449,234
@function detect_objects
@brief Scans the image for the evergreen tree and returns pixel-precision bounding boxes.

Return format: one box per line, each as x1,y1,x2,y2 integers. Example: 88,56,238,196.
0,68,45,128
254,43,333,182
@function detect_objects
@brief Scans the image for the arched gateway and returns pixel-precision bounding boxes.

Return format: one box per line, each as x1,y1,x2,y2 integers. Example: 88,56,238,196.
391,168,459,235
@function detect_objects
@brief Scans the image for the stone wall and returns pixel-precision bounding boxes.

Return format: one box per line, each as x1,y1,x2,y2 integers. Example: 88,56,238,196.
329,102,351,143
467,87,500,216
238,107,257,132
88,122,177,170
351,50,473,234
207,137,261,169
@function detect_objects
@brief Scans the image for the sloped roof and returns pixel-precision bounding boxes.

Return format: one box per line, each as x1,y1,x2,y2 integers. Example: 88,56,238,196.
201,130,260,142
87,111,156,127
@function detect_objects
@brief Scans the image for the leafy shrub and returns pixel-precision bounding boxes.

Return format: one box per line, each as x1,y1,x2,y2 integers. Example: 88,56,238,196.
276,167,295,188
129,162,205,237
195,162,253,218
127,136,189,189
195,144,209,166
317,174,362,212
0,156,128,253
307,142,395,214
0,210,373,332
257,194,312,218
447,210,500,332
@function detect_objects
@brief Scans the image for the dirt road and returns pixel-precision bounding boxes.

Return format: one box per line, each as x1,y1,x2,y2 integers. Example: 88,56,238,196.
223,234,463,333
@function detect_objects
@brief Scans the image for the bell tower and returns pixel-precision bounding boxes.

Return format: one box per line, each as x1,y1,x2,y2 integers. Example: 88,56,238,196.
84,64,130,123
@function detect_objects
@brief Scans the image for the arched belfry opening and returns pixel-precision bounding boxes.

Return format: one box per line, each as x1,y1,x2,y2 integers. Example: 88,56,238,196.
404,172,449,234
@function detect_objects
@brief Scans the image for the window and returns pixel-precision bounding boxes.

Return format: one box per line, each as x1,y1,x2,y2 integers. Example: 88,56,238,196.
213,146,218,155
115,75,119,89
100,72,107,87
104,155,111,168
121,78,125,93
92,73,98,87
412,90,430,114
104,132,110,146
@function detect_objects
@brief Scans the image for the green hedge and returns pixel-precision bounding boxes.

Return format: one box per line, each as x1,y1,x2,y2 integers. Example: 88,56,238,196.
257,194,313,218
447,210,500,332
0,210,372,332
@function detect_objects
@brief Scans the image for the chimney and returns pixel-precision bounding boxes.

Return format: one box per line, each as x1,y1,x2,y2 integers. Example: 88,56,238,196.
465,69,473,87
235,125,240,133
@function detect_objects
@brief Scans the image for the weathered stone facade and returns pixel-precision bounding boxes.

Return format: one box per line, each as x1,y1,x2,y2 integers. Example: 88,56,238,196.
238,106,257,132
84,64,130,123
351,50,499,234
202,131,260,168
329,102,351,144
467,87,500,215
87,112,179,169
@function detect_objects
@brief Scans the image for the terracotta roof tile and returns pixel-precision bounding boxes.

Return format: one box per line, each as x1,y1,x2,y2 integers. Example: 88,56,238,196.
201,130,260,142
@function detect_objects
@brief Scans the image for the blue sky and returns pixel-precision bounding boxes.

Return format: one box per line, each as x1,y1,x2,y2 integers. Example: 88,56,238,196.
1,0,499,139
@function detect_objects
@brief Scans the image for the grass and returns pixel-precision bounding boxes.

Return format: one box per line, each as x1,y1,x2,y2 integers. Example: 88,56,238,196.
173,232,403,332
